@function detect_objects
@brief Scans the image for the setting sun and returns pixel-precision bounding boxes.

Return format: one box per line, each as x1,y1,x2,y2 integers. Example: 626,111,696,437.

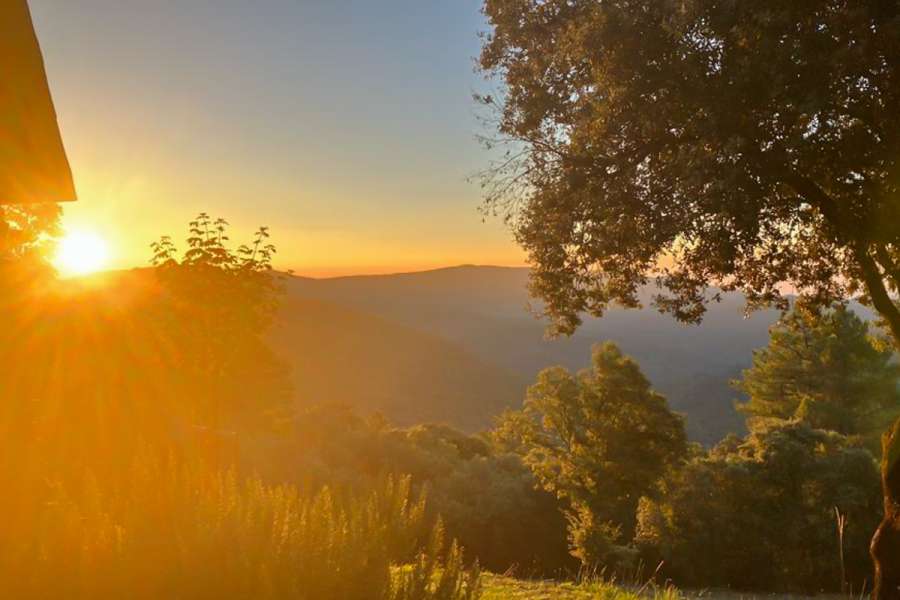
54,230,110,276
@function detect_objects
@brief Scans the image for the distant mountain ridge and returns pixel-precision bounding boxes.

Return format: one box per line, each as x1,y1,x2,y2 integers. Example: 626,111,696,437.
80,265,867,443
282,265,786,443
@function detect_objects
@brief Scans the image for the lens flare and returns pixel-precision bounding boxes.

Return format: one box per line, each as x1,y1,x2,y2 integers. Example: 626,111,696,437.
54,230,110,276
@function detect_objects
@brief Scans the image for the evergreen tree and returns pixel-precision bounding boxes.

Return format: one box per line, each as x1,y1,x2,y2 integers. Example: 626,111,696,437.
735,304,900,442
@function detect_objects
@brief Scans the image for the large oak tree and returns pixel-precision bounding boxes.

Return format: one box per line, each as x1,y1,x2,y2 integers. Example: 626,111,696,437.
478,1,900,595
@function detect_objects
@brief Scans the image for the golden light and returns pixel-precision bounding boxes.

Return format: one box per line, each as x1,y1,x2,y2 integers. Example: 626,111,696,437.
54,230,110,276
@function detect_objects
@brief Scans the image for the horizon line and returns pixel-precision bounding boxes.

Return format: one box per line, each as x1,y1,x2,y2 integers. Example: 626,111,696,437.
290,263,530,281
69,262,532,282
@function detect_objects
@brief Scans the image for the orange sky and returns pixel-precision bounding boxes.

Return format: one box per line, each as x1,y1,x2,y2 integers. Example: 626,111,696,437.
30,1,528,277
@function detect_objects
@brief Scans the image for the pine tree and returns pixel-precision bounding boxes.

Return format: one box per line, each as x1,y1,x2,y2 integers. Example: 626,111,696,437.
735,304,900,444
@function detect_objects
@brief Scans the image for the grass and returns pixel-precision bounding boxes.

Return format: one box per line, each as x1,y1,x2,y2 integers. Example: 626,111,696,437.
480,574,680,600
480,574,850,600
0,454,482,600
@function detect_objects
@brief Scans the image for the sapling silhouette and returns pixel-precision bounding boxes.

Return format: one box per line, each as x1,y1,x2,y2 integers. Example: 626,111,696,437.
151,214,291,432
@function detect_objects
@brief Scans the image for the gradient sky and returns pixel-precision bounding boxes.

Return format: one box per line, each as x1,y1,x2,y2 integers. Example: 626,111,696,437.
29,0,523,276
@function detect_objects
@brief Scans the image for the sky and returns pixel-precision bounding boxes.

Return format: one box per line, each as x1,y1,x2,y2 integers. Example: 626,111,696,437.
29,0,524,276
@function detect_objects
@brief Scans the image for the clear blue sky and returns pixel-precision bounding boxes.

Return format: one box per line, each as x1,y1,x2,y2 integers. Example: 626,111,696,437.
29,0,522,275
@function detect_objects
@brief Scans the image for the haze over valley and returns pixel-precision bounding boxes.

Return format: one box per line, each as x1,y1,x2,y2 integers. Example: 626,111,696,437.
277,265,789,443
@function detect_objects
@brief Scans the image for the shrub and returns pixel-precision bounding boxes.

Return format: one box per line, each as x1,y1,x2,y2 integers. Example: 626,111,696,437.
0,455,481,600
277,404,574,576
635,421,881,593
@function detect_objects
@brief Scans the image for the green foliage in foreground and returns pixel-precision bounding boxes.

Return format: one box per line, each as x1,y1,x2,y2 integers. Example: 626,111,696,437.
0,457,481,600
637,421,881,593
276,403,574,576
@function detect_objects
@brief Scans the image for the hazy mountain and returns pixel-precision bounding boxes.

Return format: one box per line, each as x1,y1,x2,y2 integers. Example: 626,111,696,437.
49,269,524,434
269,295,524,431
78,265,870,444
282,266,787,443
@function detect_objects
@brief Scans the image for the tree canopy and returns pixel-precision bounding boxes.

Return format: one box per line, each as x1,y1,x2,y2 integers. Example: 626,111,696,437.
637,420,881,592
478,0,900,336
479,5,900,590
735,304,900,439
493,342,686,566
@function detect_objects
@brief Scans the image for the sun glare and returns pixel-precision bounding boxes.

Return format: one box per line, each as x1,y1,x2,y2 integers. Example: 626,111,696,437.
54,230,110,276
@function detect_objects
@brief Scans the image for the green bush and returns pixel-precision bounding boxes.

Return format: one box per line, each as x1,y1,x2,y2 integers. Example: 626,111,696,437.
277,404,574,576
635,421,881,593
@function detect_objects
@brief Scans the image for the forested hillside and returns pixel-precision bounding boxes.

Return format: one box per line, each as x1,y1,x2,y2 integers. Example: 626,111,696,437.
285,266,785,442
62,266,872,445
269,296,523,430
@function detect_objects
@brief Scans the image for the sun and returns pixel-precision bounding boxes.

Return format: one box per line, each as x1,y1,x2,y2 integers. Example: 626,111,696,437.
54,230,110,276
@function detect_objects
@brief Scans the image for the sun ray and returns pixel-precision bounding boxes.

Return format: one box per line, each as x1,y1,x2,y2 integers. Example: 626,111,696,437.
54,230,110,276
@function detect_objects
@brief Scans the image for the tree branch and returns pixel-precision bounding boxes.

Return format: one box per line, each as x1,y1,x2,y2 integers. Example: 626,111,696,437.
782,173,900,344
874,244,900,291
855,245,900,345
781,173,845,240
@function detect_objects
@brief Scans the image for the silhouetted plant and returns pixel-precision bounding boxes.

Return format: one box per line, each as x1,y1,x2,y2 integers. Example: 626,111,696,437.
150,214,292,431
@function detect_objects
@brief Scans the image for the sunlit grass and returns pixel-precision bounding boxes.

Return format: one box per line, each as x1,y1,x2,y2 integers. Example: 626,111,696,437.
480,574,854,600
480,574,682,600
0,454,480,599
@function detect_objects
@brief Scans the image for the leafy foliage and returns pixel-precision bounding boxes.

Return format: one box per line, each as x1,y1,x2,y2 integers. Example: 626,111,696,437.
274,404,575,576
0,202,59,305
735,304,900,442
636,421,881,593
494,342,687,567
478,0,900,342
150,213,292,430
0,202,59,262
